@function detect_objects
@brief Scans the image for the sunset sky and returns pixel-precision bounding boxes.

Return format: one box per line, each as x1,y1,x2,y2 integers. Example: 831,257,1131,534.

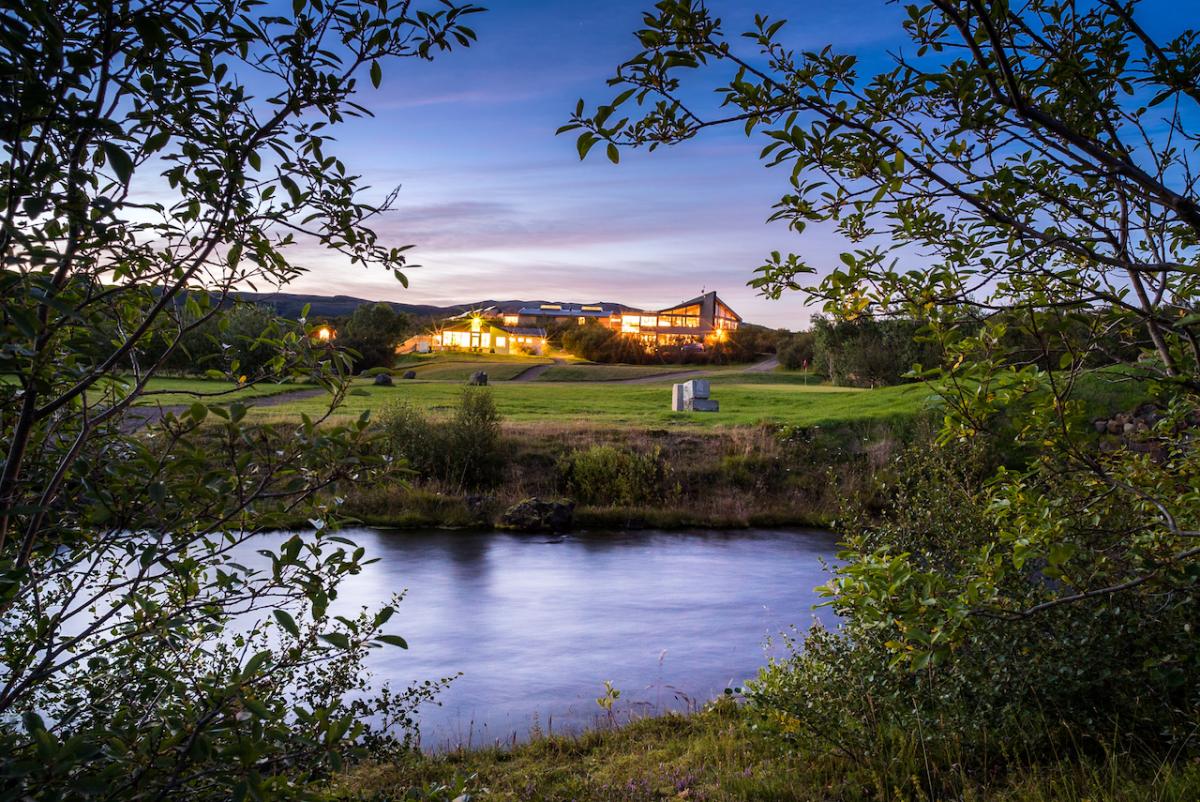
284,0,1178,328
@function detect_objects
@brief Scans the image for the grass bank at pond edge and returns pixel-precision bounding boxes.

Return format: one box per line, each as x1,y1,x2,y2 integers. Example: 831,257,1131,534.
333,702,1200,802
339,420,912,531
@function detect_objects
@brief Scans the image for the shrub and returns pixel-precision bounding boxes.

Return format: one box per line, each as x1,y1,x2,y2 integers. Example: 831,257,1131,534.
746,441,1200,795
339,303,411,371
559,445,670,506
776,331,814,370
381,389,502,491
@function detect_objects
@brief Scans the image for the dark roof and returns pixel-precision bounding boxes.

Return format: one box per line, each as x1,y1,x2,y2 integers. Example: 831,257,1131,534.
656,291,742,322
504,326,547,337
516,305,617,318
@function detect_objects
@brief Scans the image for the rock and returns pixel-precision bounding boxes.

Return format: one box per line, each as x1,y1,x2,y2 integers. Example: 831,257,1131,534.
1123,422,1136,434
469,370,488,386
1106,419,1124,434
1092,419,1108,433
498,497,575,533
402,370,417,379
373,372,393,386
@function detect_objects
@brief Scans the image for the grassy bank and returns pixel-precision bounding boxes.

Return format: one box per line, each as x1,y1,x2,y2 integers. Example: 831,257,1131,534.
335,702,1200,802
340,418,914,530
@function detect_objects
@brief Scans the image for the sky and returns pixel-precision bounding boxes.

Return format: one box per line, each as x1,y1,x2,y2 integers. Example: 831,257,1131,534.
280,0,1183,329
280,0,913,328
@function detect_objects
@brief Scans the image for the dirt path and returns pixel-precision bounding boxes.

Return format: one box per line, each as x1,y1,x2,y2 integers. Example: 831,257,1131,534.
121,387,327,432
743,356,779,372
508,358,565,382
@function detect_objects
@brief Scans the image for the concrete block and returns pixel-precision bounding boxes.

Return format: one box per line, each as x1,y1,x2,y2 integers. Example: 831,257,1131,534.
690,398,719,412
682,379,710,402
671,383,686,412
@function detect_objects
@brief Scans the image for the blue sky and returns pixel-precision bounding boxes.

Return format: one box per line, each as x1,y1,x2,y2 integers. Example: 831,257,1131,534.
282,0,1180,328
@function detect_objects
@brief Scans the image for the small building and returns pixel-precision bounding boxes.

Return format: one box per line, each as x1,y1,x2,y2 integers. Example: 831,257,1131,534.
434,314,547,356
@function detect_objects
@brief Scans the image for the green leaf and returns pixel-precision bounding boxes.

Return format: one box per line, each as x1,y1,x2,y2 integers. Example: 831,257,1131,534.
320,632,351,649
377,634,408,649
273,609,299,637
370,60,382,89
102,141,134,183
576,133,598,160
606,142,620,164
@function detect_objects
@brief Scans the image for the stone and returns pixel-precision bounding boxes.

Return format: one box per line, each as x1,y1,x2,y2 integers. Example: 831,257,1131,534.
402,370,417,379
673,379,719,412
671,383,686,412
682,379,711,403
498,497,575,533
469,370,488,386
1092,419,1108,433
373,372,393,386
1106,419,1123,434
1123,422,1136,434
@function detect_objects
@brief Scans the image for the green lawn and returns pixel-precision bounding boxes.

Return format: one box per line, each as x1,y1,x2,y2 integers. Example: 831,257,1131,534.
534,364,704,382
393,352,553,381
134,378,315,406
248,377,935,428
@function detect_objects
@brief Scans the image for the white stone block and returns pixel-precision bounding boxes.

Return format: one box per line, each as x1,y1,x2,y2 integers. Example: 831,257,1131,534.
671,383,686,412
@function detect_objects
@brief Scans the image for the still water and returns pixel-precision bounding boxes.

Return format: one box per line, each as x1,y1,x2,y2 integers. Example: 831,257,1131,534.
303,527,838,749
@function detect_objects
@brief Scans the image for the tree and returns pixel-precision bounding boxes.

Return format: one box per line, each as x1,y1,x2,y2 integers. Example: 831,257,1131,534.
338,302,412,371
0,0,481,798
567,0,1200,748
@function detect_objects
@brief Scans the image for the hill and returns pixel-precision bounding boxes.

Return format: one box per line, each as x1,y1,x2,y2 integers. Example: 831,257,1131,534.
237,291,636,320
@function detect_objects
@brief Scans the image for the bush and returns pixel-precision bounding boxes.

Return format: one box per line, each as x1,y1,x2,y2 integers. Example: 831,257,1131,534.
811,315,943,386
746,441,1200,795
558,445,670,506
776,331,814,370
339,303,411,371
381,388,502,491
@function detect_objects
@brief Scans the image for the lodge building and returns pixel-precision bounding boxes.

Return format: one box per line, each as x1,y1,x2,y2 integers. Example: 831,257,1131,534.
428,290,741,356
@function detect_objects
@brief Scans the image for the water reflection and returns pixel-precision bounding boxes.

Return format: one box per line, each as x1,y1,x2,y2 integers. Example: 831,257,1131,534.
271,527,839,750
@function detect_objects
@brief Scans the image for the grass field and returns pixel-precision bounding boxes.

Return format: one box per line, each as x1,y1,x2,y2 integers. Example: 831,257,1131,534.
133,378,315,406
248,378,935,428
393,352,553,381
536,364,710,382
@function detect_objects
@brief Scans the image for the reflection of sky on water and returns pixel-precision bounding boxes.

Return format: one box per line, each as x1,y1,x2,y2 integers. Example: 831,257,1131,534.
248,527,838,750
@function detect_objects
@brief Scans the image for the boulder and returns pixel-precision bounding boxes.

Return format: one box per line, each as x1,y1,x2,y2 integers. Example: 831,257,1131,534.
498,497,575,533
402,370,417,379
373,372,393,386
1092,419,1108,433
469,370,488,386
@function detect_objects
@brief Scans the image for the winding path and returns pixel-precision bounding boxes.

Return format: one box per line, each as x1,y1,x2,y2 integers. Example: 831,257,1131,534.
508,357,565,382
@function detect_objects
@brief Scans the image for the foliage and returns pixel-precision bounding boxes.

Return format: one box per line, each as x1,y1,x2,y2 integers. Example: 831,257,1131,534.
810,315,944,386
381,389,503,491
0,0,481,797
338,699,1200,802
569,0,1200,766
748,442,1200,792
558,445,671,506
775,330,814,371
339,303,413,372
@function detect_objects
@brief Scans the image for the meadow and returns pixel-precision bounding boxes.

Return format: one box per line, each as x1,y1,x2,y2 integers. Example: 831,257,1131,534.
246,377,933,428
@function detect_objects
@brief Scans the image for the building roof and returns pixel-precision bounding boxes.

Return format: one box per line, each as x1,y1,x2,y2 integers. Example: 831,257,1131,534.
505,326,547,337
516,303,622,318
656,290,742,322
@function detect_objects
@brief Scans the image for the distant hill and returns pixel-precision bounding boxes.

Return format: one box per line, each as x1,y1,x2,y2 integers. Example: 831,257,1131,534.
237,291,637,320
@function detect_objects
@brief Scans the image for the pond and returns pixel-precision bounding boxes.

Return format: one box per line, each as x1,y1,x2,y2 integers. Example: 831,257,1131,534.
316,527,840,750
